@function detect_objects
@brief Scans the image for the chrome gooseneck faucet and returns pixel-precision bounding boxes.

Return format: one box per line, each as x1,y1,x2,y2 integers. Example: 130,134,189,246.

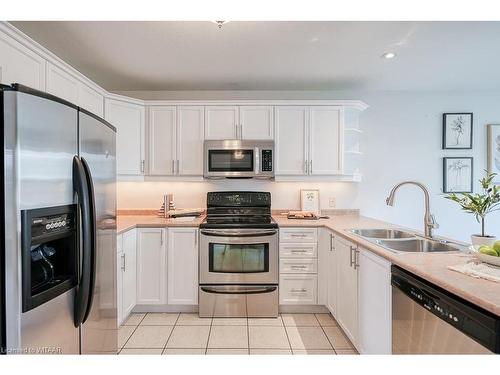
385,181,439,239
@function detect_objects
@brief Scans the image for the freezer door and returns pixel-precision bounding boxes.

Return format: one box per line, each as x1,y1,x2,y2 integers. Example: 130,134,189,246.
4,89,80,354
78,110,117,354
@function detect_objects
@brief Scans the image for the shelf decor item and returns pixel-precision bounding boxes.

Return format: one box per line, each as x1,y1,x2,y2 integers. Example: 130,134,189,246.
443,157,473,193
487,124,500,184
442,113,473,149
300,189,320,215
445,172,500,246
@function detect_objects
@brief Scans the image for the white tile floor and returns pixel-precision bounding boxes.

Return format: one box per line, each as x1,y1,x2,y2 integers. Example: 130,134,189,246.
119,313,358,355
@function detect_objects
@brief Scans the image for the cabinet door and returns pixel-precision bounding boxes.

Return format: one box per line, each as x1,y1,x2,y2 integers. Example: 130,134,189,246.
167,228,198,305
122,229,137,317
148,106,176,175
239,106,274,140
177,106,204,175
78,83,104,117
323,230,337,316
116,235,123,325
309,106,342,175
105,98,145,175
204,106,238,139
0,32,46,90
136,228,166,305
274,106,308,175
358,249,391,354
46,62,79,104
335,237,358,345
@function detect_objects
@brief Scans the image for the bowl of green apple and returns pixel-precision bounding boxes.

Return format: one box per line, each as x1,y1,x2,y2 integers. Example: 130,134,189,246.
470,241,500,267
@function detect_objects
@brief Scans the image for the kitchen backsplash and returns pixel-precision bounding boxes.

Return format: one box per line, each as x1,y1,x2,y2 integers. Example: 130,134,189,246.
117,180,360,210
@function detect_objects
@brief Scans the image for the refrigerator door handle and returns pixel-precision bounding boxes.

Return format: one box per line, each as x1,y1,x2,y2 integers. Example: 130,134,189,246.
72,156,93,328
81,157,97,324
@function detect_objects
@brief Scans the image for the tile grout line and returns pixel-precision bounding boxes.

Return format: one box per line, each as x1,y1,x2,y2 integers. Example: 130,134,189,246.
281,315,294,354
161,313,180,354
120,313,148,352
205,314,213,355
315,314,336,354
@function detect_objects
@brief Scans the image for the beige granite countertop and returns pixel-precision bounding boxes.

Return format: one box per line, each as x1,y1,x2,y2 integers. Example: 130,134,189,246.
117,213,500,316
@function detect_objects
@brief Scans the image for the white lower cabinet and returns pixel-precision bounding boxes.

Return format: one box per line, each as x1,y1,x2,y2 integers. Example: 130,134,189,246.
136,228,166,305
167,228,199,305
322,229,337,317
117,229,137,325
335,236,359,345
279,227,318,305
279,274,318,305
358,249,392,354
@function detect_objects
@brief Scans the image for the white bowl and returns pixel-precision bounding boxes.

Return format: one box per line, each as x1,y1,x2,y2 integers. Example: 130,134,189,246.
469,246,500,267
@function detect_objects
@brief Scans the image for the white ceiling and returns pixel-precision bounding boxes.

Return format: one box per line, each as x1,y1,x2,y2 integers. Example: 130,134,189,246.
10,21,500,92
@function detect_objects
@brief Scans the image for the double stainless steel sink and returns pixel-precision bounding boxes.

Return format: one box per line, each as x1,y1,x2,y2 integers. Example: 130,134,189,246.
349,228,464,253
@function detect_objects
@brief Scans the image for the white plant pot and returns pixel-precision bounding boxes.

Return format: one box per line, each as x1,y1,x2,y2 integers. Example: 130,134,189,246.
471,235,497,247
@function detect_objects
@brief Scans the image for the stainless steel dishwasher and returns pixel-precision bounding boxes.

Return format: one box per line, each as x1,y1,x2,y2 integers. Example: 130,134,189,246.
391,266,499,354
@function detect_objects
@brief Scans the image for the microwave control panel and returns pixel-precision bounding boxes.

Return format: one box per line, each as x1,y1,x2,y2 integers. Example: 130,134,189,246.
261,149,273,172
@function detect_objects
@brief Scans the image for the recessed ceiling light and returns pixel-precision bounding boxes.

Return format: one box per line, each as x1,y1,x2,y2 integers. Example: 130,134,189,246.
381,52,397,59
212,21,230,29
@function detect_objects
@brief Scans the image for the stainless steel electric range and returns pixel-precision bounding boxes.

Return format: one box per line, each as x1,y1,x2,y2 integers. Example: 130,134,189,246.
198,191,279,318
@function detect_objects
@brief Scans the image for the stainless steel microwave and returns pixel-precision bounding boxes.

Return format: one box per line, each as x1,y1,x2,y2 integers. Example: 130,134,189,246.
203,140,274,179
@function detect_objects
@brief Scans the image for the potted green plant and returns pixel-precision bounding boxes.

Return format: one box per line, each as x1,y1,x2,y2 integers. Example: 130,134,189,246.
445,172,500,246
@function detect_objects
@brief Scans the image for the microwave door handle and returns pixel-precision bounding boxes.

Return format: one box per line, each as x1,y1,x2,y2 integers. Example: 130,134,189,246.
254,147,259,175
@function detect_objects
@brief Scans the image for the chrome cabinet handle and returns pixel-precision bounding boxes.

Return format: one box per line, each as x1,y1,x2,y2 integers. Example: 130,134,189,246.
305,160,308,174
290,249,307,253
350,245,356,267
140,160,145,173
291,265,307,269
195,231,198,246
354,249,360,270
330,234,335,251
309,160,313,174
290,234,307,237
171,160,175,173
121,253,126,272
176,160,179,174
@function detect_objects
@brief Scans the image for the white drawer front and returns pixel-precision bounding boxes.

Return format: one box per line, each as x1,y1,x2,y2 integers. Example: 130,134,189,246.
280,258,318,274
280,228,318,243
279,274,318,305
279,243,317,258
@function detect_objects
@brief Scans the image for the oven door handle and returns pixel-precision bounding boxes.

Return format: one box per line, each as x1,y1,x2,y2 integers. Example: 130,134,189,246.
200,229,278,237
200,286,277,295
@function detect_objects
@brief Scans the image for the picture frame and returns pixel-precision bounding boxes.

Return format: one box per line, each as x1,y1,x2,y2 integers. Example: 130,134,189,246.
443,157,473,193
487,124,500,184
442,113,473,149
300,189,320,214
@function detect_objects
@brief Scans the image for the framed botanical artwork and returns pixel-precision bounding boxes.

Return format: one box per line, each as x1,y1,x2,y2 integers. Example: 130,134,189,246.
442,113,473,149
487,124,500,184
300,189,320,214
443,157,473,193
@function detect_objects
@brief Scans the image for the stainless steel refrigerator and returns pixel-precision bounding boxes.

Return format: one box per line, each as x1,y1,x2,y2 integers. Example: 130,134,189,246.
0,84,117,354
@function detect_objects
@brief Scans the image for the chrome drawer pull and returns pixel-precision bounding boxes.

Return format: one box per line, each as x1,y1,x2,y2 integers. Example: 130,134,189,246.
291,265,307,269
290,249,307,253
290,288,307,293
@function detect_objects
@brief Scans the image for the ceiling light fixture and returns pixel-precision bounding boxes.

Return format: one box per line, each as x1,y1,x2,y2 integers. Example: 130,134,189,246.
212,21,229,29
381,52,397,59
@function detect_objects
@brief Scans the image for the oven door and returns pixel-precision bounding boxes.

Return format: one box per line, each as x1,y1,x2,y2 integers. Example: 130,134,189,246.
199,228,278,284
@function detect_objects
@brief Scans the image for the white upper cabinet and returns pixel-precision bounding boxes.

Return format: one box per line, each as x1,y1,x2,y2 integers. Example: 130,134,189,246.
167,228,199,305
177,106,205,175
136,228,166,305
205,106,238,139
309,106,342,175
78,83,104,117
105,98,145,175
275,106,308,175
46,62,79,104
0,32,46,90
148,106,177,175
239,106,274,140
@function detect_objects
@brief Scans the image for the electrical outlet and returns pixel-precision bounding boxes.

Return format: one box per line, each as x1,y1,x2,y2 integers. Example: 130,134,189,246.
329,198,336,208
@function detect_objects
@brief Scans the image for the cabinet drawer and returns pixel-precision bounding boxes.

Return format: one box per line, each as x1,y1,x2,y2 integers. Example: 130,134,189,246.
279,274,318,305
280,258,317,274
279,243,317,258
280,228,318,243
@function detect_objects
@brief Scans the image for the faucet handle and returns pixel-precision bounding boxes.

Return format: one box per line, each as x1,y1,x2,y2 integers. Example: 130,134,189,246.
428,214,439,229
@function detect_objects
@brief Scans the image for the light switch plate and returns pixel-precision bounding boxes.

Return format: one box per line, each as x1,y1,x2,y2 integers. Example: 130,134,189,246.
329,197,336,208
